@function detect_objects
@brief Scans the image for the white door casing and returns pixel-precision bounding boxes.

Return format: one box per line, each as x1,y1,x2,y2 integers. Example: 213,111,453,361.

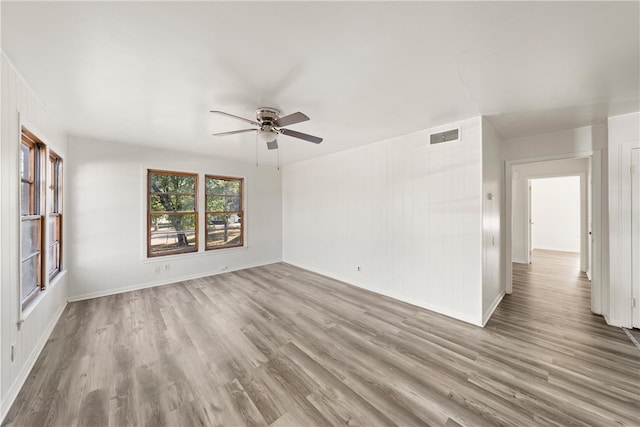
631,148,640,328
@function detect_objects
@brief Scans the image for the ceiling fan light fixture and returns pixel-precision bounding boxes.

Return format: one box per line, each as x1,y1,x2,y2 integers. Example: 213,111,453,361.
257,128,279,150
257,128,277,143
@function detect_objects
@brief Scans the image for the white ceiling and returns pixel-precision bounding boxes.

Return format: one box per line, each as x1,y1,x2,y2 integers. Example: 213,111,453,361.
2,1,638,165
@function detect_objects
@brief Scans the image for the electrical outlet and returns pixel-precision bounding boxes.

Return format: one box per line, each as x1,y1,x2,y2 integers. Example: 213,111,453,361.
164,263,170,271
221,265,229,271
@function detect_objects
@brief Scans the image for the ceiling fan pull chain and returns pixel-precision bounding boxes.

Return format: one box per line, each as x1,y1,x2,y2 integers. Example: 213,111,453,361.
255,133,259,167
277,147,280,171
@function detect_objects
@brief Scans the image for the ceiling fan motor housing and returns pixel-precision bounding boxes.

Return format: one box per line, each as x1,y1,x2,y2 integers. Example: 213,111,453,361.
256,107,281,125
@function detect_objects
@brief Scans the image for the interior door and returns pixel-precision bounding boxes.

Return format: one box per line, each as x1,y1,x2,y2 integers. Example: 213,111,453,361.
632,148,640,328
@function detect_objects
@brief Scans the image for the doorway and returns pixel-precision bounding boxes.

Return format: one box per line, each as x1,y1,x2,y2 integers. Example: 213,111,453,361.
632,148,639,328
505,152,602,314
529,175,582,262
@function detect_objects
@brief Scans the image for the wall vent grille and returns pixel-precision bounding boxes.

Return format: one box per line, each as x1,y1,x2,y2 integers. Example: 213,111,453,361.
430,129,459,145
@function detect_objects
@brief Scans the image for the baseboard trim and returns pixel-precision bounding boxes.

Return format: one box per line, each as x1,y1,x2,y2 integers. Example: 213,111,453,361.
68,259,282,302
482,290,506,326
1,301,68,423
283,260,483,327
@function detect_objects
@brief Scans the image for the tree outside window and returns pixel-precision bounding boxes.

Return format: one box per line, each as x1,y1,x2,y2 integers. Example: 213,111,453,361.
205,175,244,250
148,170,198,257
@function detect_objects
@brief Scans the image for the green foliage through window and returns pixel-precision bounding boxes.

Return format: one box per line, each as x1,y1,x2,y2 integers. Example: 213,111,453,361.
148,170,198,257
205,175,243,250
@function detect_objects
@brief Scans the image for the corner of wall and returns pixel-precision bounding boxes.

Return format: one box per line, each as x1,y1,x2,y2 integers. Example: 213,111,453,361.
606,111,640,327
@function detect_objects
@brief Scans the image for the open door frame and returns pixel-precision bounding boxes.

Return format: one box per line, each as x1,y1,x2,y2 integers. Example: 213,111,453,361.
505,150,602,315
632,148,640,328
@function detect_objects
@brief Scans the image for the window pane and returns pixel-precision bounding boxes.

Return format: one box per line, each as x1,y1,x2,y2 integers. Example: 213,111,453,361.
48,215,61,243
206,178,240,195
20,144,30,180
21,255,39,301
149,213,197,255
206,196,240,212
150,195,195,212
21,183,31,215
49,185,54,213
149,173,195,194
47,215,61,276
21,219,40,259
206,213,242,249
48,243,60,276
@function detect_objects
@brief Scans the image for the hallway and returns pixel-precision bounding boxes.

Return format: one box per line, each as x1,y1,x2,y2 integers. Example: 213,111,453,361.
487,249,639,424
502,249,592,324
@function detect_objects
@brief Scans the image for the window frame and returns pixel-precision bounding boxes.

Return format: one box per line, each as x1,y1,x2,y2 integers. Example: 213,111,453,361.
147,169,199,258
20,127,45,309
48,150,63,280
205,174,244,251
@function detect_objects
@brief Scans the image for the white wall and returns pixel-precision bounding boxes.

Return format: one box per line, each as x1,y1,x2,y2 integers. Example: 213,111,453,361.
0,16,4,416
66,136,283,300
1,54,69,419
283,117,485,326
481,118,504,324
607,112,640,328
503,125,607,161
511,158,589,266
531,176,581,252
632,148,640,328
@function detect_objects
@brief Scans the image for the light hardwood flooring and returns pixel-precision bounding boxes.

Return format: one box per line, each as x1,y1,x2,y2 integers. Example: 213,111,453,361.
4,250,639,426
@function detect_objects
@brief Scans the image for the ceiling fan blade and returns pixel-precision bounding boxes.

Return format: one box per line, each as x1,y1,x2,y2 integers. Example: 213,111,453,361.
213,128,257,137
210,110,260,127
279,128,323,144
274,111,309,127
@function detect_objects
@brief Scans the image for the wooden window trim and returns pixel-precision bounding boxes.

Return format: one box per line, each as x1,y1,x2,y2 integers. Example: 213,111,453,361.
20,127,45,308
147,169,199,258
48,151,63,280
205,175,244,251
21,138,35,214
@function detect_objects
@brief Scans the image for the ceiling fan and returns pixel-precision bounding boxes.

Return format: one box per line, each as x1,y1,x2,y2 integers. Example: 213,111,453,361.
210,107,322,150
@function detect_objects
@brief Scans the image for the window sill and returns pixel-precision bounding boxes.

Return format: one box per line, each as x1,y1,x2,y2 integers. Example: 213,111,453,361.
142,245,248,263
20,269,67,323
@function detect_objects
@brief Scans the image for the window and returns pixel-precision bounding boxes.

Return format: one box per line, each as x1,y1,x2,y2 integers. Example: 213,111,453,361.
205,175,244,250
20,127,45,307
148,170,198,257
48,151,63,280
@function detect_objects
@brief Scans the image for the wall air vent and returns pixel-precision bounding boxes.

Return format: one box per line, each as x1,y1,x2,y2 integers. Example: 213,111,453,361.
430,128,459,145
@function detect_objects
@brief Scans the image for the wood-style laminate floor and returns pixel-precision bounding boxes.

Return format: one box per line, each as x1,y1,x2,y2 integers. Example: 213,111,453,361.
4,250,639,426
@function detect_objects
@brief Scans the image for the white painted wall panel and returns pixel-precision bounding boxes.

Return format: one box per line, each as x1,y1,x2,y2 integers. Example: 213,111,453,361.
0,17,3,414
66,136,283,300
607,112,640,327
284,117,484,325
1,55,69,420
482,118,504,323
